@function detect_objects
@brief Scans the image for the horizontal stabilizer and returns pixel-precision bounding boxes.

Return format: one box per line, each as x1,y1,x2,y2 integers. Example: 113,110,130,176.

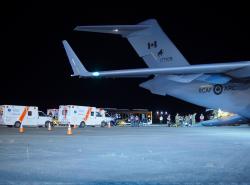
74,19,190,68
74,25,151,36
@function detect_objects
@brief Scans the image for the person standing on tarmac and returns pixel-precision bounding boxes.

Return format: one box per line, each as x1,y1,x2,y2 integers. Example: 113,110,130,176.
167,114,171,127
192,113,197,126
130,114,135,127
175,113,180,127
199,113,204,122
184,115,189,127
159,115,163,124
135,115,139,127
189,114,192,126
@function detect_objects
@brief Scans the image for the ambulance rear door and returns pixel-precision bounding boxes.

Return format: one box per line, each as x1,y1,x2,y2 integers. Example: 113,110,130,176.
59,106,70,125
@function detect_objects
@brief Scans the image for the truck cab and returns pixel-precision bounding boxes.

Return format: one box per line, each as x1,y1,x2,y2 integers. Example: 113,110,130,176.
38,111,52,127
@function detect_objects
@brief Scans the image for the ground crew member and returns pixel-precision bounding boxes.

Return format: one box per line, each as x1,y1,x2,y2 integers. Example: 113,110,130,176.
167,114,171,127
192,113,196,125
135,115,139,127
130,114,135,127
200,113,204,122
159,115,163,124
175,113,179,127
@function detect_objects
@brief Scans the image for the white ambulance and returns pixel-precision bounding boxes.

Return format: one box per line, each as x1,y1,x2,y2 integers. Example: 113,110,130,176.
0,105,52,128
58,105,113,127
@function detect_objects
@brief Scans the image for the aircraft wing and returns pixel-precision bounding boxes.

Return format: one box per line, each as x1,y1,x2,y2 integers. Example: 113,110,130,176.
63,40,250,78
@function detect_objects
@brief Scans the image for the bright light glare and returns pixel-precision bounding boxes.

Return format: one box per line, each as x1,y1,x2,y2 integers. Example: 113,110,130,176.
92,72,100,76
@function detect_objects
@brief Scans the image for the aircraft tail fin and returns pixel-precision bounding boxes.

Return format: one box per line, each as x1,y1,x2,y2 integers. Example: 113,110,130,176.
62,40,91,77
75,19,190,68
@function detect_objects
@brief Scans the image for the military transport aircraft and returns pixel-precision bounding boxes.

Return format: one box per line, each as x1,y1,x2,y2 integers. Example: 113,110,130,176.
62,19,250,125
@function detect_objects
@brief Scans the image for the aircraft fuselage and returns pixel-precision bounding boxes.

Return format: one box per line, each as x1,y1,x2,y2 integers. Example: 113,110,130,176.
140,76,250,119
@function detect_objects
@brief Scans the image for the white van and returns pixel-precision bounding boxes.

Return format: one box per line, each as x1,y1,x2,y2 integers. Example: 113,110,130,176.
0,105,52,128
58,105,113,127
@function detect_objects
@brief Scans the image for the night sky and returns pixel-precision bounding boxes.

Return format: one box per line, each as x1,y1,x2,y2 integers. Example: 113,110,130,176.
1,2,250,115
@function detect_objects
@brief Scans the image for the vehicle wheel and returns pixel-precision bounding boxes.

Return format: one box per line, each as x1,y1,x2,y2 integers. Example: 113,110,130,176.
80,121,86,128
14,121,21,128
45,121,50,128
101,121,107,127
110,121,115,126
7,125,13,128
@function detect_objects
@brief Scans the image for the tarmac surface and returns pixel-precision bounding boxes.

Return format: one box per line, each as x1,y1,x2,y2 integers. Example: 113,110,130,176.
0,125,250,185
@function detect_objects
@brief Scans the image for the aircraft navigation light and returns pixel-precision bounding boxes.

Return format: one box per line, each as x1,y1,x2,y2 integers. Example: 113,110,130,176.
92,72,100,76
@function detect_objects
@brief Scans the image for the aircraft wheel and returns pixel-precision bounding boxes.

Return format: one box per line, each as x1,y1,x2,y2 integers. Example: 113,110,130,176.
101,121,107,127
